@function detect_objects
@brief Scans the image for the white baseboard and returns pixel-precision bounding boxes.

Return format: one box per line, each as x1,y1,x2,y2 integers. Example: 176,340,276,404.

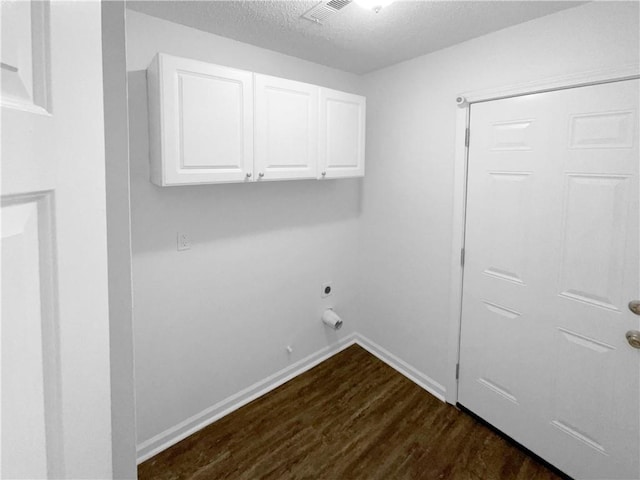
354,334,446,402
136,333,358,463
136,332,447,464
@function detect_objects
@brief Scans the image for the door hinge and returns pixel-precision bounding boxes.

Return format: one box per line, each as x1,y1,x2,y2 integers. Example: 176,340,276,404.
456,363,460,379
460,247,465,267
464,127,470,147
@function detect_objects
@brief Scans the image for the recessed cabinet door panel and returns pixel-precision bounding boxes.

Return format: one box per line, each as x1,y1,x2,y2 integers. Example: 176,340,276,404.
254,74,318,181
179,73,244,169
319,89,365,179
148,54,253,186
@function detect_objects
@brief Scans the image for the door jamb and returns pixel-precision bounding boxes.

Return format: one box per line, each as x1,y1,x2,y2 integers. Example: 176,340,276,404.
445,64,640,405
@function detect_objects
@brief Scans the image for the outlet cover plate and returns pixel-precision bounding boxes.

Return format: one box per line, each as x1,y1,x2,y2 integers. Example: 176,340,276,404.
177,232,191,251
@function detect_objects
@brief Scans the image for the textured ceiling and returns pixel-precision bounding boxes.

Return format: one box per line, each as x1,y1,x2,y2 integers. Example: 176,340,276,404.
127,0,584,74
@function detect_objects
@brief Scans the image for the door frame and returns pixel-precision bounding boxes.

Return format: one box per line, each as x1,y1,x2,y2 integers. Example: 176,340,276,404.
445,63,640,405
101,1,138,477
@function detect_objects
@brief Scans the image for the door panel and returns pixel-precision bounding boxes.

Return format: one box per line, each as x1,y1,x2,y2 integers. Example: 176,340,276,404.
254,74,318,181
2,196,51,479
148,54,254,185
0,0,48,113
319,88,365,179
483,171,532,284
557,174,630,311
1,1,112,477
459,79,639,480
178,72,245,169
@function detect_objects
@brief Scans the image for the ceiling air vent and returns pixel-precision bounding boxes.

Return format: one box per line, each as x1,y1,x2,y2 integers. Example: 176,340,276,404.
301,0,352,24
326,0,352,9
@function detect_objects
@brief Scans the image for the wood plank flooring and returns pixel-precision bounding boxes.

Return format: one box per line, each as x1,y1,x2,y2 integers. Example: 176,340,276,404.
139,345,566,480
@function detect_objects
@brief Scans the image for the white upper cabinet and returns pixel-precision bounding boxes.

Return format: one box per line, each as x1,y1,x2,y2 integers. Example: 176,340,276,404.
147,54,254,186
147,54,365,186
319,88,366,179
254,74,318,181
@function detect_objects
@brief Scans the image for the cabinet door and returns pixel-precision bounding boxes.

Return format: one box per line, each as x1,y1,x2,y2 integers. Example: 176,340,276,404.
148,54,253,186
319,89,366,179
254,74,318,181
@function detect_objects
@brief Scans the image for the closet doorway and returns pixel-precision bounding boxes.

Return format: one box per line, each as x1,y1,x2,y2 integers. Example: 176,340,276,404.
458,79,639,480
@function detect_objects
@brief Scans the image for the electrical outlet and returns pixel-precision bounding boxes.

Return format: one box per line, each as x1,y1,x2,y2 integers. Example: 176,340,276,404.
321,282,333,298
177,232,191,251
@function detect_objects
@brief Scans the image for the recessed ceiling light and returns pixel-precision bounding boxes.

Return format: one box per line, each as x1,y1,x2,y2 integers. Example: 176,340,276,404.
355,0,395,14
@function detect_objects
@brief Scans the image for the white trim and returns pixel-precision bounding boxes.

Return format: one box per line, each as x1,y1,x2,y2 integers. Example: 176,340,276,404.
458,63,639,105
136,332,448,464
445,106,470,405
136,334,358,463
1,99,51,116
447,64,640,405
355,334,446,402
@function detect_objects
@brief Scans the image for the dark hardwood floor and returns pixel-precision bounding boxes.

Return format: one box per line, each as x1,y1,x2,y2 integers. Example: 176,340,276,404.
139,345,565,480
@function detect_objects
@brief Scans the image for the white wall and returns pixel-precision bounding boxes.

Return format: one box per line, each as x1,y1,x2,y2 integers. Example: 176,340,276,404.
126,10,364,454
359,1,640,397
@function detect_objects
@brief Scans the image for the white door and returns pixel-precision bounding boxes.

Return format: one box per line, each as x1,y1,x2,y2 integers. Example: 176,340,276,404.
147,53,254,186
254,74,318,181
319,88,365,179
459,79,639,480
1,1,112,478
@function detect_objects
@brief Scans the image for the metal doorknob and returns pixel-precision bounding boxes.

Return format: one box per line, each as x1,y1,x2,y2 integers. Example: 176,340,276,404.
629,300,640,315
245,172,252,178
258,172,264,178
626,330,640,349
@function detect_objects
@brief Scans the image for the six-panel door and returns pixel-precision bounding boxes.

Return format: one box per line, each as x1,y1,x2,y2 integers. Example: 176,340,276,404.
2,1,113,477
319,88,366,179
458,79,639,480
148,54,254,186
254,74,318,181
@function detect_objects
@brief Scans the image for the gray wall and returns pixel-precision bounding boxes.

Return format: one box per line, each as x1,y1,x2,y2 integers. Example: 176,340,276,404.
359,1,640,394
126,10,364,450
